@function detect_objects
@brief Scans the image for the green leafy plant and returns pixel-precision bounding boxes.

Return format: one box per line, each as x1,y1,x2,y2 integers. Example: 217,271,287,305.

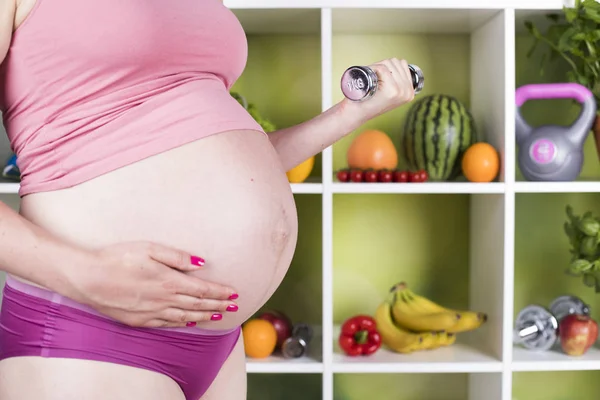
524,0,600,114
230,91,277,133
564,205,600,292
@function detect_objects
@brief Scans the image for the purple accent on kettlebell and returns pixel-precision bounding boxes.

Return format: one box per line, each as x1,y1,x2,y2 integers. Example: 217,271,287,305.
530,138,557,165
515,83,594,107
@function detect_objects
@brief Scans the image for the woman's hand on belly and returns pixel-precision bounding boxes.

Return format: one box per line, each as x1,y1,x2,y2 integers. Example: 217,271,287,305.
72,241,240,328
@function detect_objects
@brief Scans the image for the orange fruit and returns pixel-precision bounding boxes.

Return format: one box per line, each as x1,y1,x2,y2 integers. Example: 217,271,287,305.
242,319,278,359
461,142,500,182
346,129,398,170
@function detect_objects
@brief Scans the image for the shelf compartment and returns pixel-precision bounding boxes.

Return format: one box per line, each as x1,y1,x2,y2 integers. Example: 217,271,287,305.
247,373,322,400
334,372,502,400
512,371,600,400
330,8,507,185
231,8,324,184
514,9,600,184
513,192,600,375
332,193,505,372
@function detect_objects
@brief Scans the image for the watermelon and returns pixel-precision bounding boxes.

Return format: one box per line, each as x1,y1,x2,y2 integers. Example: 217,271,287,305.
401,94,477,181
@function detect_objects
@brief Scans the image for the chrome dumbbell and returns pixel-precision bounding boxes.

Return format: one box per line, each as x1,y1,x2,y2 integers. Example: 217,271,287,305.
513,295,590,351
281,323,313,359
341,63,424,102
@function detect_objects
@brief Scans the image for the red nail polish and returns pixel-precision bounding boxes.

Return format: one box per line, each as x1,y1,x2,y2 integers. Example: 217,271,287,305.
186,322,196,327
190,256,205,267
229,293,239,300
211,314,222,321
226,304,238,312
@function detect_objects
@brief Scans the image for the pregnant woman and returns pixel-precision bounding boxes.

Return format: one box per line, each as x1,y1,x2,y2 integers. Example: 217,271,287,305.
0,0,415,399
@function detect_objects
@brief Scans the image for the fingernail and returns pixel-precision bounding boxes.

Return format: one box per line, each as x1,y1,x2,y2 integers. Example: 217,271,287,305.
229,293,239,300
226,304,238,312
190,256,205,267
211,313,222,321
186,322,197,327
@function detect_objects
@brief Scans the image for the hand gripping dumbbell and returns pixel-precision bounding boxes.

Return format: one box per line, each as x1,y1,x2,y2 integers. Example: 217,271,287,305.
341,63,424,102
513,295,591,351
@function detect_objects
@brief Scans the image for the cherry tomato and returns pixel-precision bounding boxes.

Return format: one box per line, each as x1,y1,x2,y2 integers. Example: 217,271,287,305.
418,170,428,182
364,169,378,183
337,169,350,182
350,169,364,182
409,171,421,182
393,170,409,183
378,169,393,183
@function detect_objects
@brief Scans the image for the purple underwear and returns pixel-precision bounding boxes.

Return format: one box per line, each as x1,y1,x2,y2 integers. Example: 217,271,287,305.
0,276,240,400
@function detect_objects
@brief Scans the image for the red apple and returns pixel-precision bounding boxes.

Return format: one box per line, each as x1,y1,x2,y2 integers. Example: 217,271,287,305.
257,310,293,349
559,314,599,356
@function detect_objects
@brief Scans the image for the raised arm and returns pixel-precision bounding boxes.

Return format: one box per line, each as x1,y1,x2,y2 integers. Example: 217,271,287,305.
267,58,416,171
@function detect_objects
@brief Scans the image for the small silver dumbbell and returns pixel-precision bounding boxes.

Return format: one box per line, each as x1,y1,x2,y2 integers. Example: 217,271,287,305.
513,295,591,351
341,64,424,102
281,323,313,359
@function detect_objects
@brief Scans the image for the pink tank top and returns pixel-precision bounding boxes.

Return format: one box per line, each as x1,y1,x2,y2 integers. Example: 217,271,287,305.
0,0,264,196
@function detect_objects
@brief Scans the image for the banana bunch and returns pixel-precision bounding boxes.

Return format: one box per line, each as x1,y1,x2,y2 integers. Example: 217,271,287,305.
373,282,487,354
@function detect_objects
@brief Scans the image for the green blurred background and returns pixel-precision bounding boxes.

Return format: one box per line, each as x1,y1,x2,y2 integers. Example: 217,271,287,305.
231,16,600,400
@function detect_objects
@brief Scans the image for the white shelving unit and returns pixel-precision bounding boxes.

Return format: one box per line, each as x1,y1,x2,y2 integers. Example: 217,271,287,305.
1,0,596,399
227,1,598,399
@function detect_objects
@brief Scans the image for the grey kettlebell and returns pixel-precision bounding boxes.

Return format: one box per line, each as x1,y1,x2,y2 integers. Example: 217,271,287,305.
515,83,596,181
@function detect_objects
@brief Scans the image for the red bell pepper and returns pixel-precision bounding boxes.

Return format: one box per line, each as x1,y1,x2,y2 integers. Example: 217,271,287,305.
339,315,382,356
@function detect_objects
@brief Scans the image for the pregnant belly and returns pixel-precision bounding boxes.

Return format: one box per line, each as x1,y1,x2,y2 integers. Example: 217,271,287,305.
18,129,299,330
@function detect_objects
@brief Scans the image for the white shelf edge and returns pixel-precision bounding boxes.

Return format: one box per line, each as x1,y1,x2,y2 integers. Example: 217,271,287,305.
331,182,505,194
0,183,19,194
291,183,323,194
511,361,600,372
225,0,565,10
502,7,517,400
321,7,335,400
247,361,324,374
514,181,600,193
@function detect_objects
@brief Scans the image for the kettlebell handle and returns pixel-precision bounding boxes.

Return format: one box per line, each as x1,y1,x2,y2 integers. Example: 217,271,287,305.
516,83,594,106
515,83,597,146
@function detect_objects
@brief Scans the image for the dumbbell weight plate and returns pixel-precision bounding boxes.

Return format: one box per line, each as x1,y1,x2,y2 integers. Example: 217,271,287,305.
514,305,559,352
341,63,424,102
408,64,425,94
549,295,590,322
340,66,379,102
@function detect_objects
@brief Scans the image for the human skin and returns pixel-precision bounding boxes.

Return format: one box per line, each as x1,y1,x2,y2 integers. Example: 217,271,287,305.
0,1,416,399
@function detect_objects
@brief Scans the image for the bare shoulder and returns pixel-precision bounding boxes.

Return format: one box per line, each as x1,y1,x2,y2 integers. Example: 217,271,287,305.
0,0,16,64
